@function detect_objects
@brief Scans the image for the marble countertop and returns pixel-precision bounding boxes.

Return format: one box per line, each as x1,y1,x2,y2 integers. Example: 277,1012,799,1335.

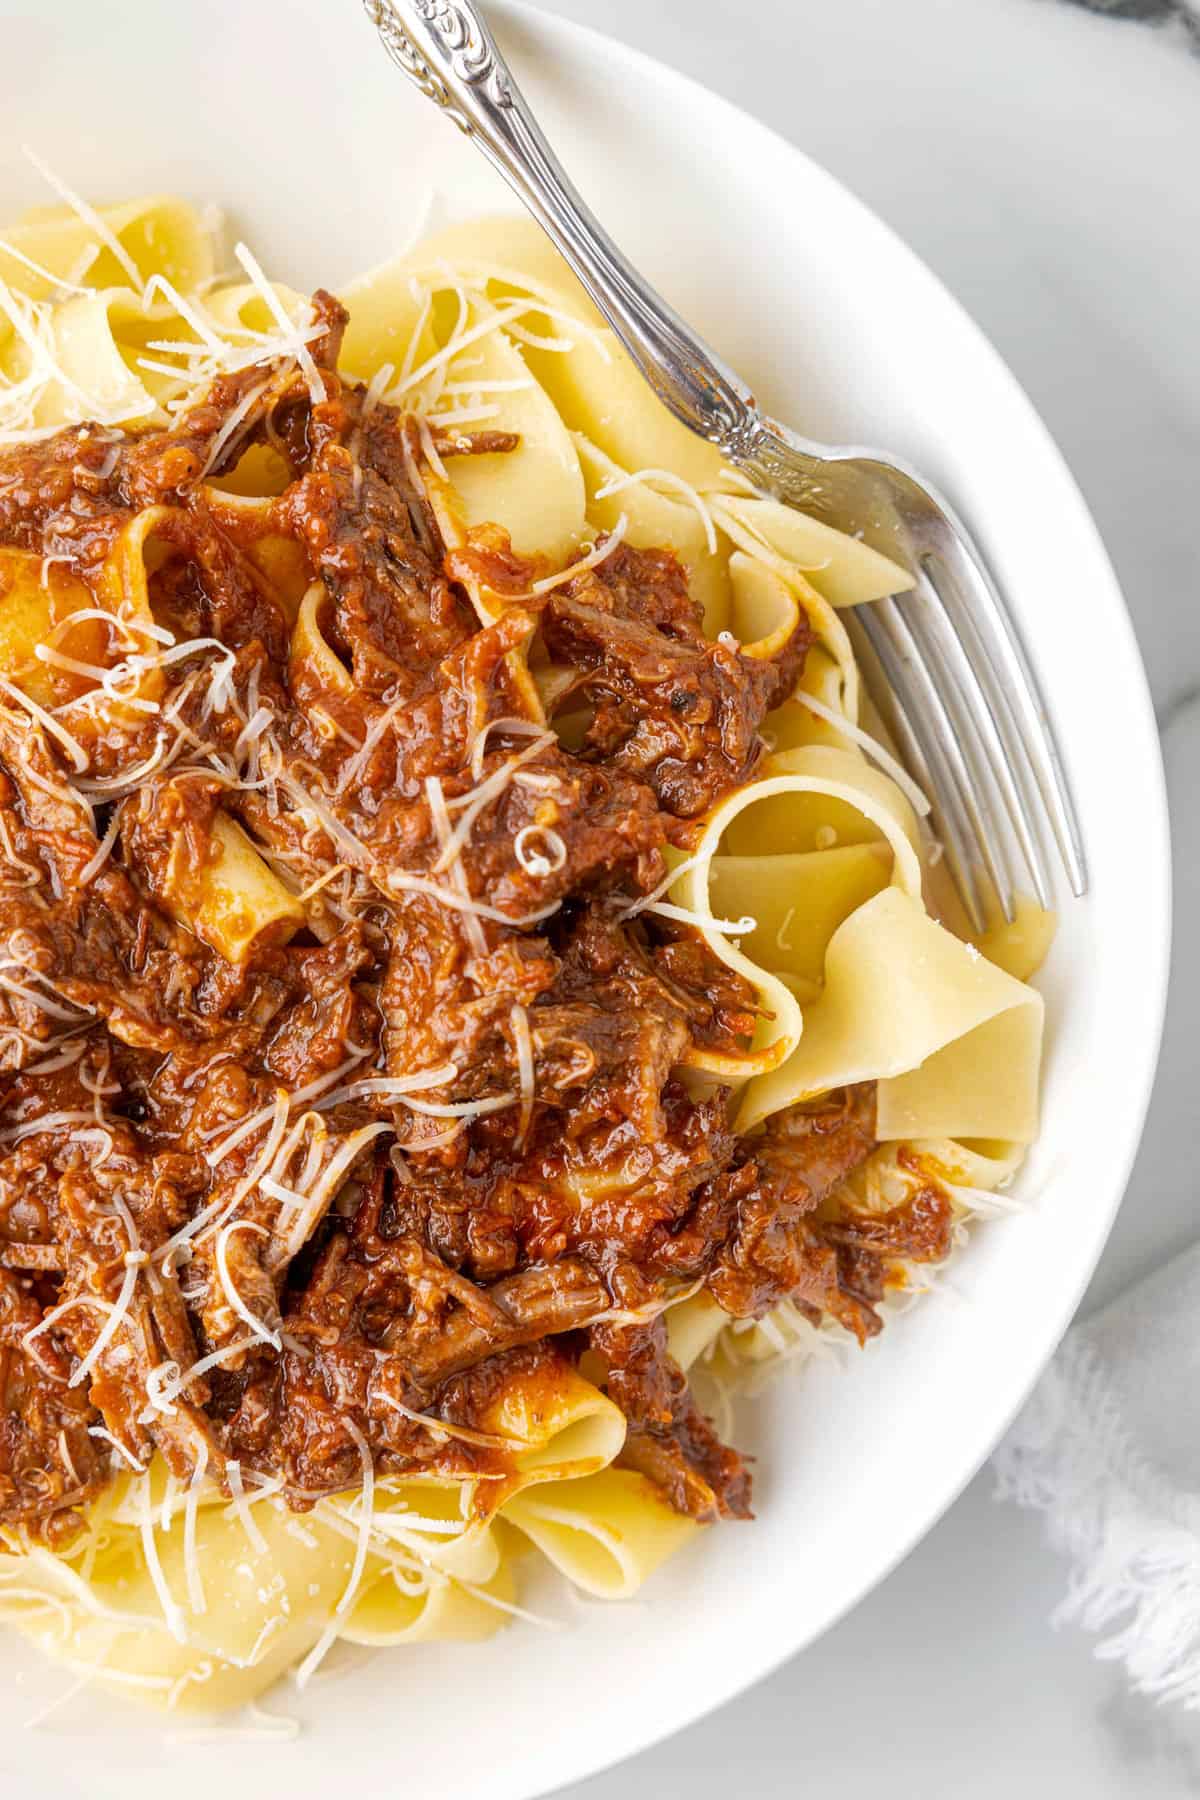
513,0,1199,1794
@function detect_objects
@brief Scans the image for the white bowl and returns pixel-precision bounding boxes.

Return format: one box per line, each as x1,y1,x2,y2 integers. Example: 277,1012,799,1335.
0,2,1169,1794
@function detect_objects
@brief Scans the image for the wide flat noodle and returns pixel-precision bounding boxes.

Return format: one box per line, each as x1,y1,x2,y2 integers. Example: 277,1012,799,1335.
334,216,911,616
504,1470,698,1599
668,742,922,1078
343,247,586,565
0,1363,628,1709
711,490,912,610
341,1554,516,1650
740,885,1044,1141
708,842,892,992
431,313,585,565
0,195,214,307
393,217,730,492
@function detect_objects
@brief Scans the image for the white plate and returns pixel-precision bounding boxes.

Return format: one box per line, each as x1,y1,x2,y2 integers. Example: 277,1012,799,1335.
0,1,1169,1793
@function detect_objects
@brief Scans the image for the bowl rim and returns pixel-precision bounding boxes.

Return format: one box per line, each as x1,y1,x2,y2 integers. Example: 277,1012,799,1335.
0,1,1171,1790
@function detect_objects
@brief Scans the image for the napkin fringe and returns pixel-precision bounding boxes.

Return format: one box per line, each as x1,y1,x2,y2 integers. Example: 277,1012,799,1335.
994,1336,1200,1708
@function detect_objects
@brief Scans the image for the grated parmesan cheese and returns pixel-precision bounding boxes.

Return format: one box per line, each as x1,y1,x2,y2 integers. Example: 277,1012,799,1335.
138,1476,187,1645
214,1220,281,1351
513,824,566,879
639,898,756,937
233,241,324,409
794,689,932,817
0,679,89,771
77,806,121,886
182,1442,209,1617
293,1420,374,1688
524,515,628,598
384,868,560,929
425,772,487,959
59,1263,138,1390
22,147,146,293
86,1424,144,1473
225,1459,268,1556
594,465,718,554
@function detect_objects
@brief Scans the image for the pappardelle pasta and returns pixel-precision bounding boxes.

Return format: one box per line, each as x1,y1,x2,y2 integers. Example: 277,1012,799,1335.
0,185,1052,1718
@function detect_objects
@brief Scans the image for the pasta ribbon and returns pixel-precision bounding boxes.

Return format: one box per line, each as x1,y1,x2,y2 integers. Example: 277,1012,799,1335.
34,288,183,428
0,194,214,305
708,842,892,992
91,506,172,718
504,1471,698,1599
740,885,1044,1141
0,518,165,730
671,744,923,1080
711,490,912,610
346,246,586,564
341,1552,516,1650
401,219,730,491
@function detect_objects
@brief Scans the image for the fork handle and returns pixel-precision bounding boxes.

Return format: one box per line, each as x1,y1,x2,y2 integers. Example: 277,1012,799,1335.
364,0,785,473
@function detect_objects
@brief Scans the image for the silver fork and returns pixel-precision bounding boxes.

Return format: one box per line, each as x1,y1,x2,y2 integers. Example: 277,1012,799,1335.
363,0,1088,931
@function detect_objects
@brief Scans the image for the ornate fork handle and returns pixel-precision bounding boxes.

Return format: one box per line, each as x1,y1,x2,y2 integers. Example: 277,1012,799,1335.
363,0,791,475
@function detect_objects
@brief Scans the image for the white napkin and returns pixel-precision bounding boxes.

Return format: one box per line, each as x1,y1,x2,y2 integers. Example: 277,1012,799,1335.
994,1247,1200,1707
993,685,1199,1706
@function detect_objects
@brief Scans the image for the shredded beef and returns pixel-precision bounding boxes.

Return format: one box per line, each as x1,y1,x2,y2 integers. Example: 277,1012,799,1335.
0,293,951,1547
596,1317,751,1521
540,545,810,818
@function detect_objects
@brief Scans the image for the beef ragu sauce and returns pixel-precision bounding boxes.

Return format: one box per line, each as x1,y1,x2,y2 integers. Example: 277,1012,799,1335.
0,290,952,1546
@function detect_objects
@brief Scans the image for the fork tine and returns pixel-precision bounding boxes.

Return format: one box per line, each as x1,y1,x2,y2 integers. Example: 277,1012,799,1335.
849,602,989,934
893,593,1022,922
894,584,1046,918
899,576,1050,914
921,536,1088,897
868,600,1012,930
